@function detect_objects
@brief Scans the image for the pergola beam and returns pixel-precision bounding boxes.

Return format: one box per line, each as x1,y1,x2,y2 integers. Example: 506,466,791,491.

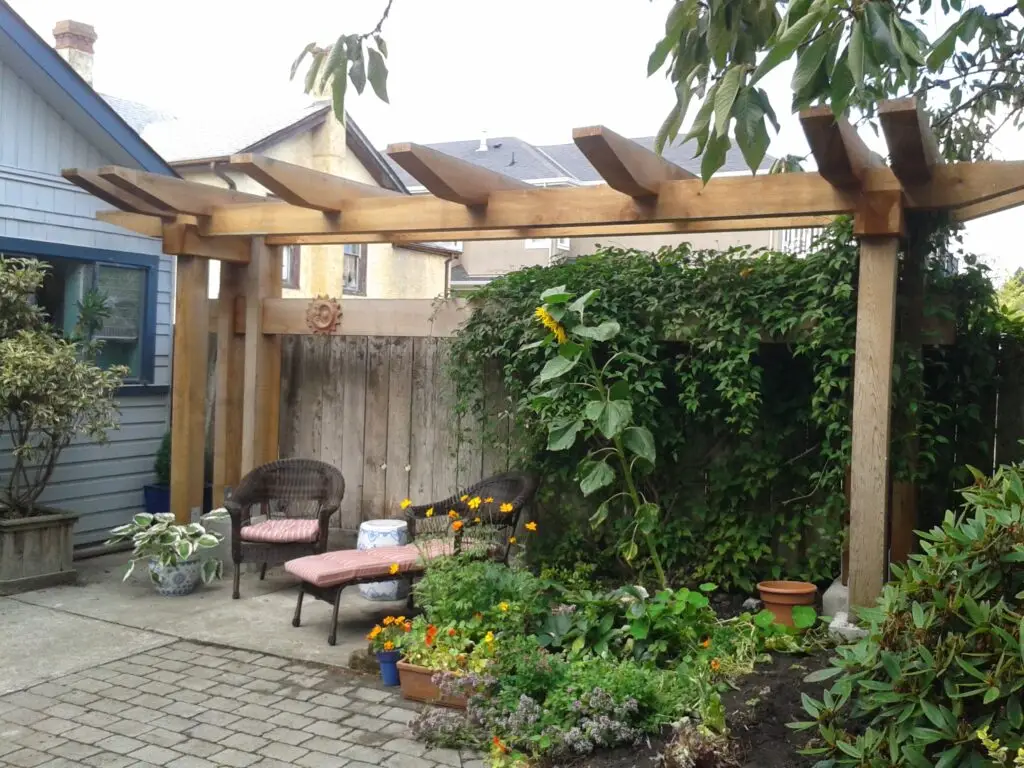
229,153,400,212
95,166,266,215
879,98,940,186
951,188,1024,222
63,169,175,216
162,223,250,264
386,142,531,205
800,107,881,190
572,125,695,197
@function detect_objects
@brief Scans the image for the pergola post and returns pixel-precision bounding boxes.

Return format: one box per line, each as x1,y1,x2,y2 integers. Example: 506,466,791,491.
848,192,904,609
213,261,246,506
169,255,210,524
240,238,282,474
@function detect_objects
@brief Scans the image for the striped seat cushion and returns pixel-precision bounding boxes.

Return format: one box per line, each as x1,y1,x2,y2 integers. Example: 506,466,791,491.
285,539,453,588
240,519,320,544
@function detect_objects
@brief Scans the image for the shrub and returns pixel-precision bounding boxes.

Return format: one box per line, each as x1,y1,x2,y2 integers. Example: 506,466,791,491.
795,463,1024,766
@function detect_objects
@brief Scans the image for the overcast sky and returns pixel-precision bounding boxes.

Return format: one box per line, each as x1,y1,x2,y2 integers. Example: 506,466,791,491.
12,0,1022,280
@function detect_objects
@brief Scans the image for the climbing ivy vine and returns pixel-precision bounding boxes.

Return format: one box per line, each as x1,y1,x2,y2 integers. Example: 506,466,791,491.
448,218,1013,591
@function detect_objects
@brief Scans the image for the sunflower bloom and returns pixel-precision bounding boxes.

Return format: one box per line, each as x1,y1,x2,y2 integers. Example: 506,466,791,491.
499,602,510,612
710,658,721,672
452,520,464,532
425,507,434,517
499,502,513,513
534,306,568,344
383,641,395,651
389,563,400,575
400,498,412,509
525,521,537,532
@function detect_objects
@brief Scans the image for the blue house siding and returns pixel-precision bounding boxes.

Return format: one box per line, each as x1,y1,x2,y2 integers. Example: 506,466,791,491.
0,54,174,547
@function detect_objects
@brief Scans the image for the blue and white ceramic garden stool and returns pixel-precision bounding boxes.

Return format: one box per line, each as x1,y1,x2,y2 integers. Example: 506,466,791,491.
357,519,409,601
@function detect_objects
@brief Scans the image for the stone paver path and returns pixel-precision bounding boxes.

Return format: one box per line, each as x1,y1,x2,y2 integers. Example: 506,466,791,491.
0,641,482,768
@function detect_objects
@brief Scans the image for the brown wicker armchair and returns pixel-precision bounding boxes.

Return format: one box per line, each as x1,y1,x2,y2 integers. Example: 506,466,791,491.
224,458,345,599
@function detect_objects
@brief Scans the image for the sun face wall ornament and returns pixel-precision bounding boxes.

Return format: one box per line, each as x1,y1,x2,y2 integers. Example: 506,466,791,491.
306,296,342,335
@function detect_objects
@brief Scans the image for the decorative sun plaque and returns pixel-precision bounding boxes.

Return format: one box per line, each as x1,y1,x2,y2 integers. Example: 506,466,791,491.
305,296,342,335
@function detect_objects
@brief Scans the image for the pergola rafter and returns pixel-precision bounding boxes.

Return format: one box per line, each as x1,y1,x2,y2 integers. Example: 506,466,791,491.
66,101,1024,613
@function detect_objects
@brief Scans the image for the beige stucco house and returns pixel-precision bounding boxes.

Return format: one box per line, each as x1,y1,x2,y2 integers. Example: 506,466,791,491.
140,104,452,300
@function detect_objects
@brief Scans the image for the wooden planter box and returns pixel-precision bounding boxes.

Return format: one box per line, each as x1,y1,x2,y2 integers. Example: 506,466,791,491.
0,508,79,595
397,661,467,709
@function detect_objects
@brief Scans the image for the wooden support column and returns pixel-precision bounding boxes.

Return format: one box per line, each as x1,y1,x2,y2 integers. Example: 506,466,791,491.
170,256,210,523
240,239,282,474
849,192,903,609
213,262,246,506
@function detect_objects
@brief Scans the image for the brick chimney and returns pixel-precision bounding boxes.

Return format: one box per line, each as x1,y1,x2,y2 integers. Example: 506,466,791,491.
52,20,97,86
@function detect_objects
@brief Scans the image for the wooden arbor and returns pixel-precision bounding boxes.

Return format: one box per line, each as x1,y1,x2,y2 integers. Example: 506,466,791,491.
66,99,1024,609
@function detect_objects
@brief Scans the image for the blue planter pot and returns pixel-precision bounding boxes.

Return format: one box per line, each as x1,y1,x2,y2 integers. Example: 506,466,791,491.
144,484,214,514
376,650,401,686
148,559,203,596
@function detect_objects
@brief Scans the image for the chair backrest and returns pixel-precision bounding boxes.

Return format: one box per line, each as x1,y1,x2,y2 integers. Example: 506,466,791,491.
227,458,345,517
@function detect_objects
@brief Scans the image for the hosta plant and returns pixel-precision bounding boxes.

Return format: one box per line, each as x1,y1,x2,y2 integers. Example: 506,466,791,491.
106,510,228,584
793,463,1024,767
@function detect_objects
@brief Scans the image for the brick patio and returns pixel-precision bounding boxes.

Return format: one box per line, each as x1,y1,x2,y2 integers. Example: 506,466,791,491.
0,641,483,768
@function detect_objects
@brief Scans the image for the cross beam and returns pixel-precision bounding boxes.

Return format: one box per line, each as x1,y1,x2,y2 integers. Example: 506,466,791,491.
572,125,695,197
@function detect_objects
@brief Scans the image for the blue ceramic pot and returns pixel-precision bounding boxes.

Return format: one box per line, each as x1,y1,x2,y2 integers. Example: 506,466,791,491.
376,650,401,686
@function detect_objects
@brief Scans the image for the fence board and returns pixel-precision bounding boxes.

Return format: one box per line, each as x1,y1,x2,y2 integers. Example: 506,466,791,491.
339,336,368,530
361,337,391,521
294,335,326,461
433,341,460,501
320,338,345,521
409,338,437,504
385,337,414,516
279,336,299,459
481,366,510,477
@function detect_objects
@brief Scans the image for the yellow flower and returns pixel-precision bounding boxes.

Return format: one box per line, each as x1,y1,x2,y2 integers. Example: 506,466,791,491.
448,509,459,519
525,521,537,532
368,625,382,639
460,494,469,501
508,536,516,544
396,616,406,624
473,517,482,524
499,502,513,513
389,563,400,575
425,507,434,517
484,497,494,503
468,496,482,510
484,631,495,645
534,306,568,344
383,641,394,651
382,617,394,626
400,498,412,509
499,602,510,612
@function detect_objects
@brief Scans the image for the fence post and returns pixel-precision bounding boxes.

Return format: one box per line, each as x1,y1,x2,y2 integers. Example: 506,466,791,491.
213,262,246,507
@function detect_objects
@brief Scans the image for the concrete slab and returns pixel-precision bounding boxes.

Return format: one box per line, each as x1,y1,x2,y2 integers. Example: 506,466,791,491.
10,553,409,669
0,598,169,694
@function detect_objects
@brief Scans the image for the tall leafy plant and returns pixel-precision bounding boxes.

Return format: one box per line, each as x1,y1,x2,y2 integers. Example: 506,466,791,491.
521,286,666,587
0,257,125,517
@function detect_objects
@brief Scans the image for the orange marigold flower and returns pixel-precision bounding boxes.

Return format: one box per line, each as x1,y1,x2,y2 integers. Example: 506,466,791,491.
499,502,513,513
710,658,721,672
493,736,508,753
368,625,383,639
404,622,412,632
383,641,395,651
525,521,537,532
389,563,400,575
448,509,459,519
425,506,434,517
701,638,711,649
400,498,412,509
452,520,464,532
448,628,457,637
382,617,394,626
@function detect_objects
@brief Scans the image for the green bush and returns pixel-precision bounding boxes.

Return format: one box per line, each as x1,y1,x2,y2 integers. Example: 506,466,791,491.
794,463,1024,766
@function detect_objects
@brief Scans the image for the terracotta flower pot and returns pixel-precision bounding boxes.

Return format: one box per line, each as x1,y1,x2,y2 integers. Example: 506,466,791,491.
396,661,467,709
757,580,817,627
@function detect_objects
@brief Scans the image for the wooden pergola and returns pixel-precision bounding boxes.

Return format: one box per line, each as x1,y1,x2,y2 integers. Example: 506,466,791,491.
65,98,1024,608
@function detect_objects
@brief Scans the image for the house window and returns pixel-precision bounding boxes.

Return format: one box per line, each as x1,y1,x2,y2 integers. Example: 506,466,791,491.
343,244,367,295
281,245,301,289
555,237,570,251
33,257,147,381
524,238,551,250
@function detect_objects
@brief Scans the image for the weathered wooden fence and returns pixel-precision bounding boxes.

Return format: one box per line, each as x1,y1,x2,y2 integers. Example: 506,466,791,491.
275,335,512,530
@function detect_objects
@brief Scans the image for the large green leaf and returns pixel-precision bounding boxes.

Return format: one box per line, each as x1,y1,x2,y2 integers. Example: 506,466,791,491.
349,53,367,94
575,321,621,342
714,66,744,138
750,1,827,85
579,460,615,497
539,354,578,382
700,132,731,184
367,48,390,103
622,426,656,465
548,418,584,451
540,285,572,304
596,400,632,439
848,20,867,83
863,2,900,62
791,33,831,94
635,502,660,534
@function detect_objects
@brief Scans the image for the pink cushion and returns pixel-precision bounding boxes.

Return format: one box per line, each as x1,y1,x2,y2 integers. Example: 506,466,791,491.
285,539,453,588
240,519,319,544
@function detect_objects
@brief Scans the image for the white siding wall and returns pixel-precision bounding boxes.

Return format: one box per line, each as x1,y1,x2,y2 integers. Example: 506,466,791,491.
0,58,173,547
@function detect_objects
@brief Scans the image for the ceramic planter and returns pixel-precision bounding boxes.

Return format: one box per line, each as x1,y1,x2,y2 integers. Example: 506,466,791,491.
397,661,467,708
377,650,401,686
0,508,78,594
757,580,817,627
148,559,203,596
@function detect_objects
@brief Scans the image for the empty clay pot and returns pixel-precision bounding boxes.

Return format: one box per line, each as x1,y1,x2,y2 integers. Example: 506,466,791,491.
756,580,817,626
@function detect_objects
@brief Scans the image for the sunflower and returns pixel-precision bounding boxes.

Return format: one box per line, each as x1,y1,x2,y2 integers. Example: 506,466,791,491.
534,306,568,344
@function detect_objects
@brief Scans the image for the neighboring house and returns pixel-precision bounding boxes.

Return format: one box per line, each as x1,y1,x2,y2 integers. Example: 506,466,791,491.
0,7,175,548
142,104,452,300
386,135,805,290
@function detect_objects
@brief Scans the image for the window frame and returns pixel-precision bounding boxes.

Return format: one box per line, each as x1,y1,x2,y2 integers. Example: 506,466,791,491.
342,243,367,296
524,238,552,250
0,235,160,392
281,245,301,289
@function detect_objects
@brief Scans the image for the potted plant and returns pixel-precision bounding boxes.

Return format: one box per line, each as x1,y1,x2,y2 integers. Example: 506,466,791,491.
367,616,413,686
0,257,124,594
106,510,228,596
398,619,494,708
756,580,817,627
143,431,214,514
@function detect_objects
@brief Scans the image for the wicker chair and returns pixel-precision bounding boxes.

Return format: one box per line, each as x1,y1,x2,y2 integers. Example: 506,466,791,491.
285,470,537,645
224,458,345,599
